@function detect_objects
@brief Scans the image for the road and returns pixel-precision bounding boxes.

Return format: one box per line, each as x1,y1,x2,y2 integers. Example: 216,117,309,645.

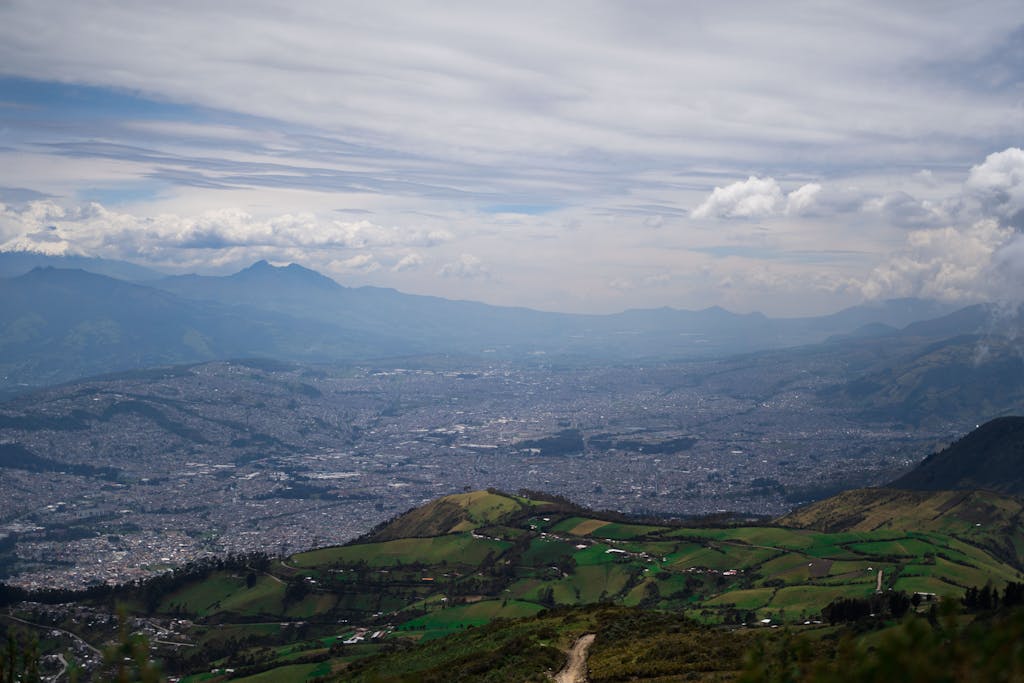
555,633,596,683
153,639,196,647
2,613,102,656
52,653,67,683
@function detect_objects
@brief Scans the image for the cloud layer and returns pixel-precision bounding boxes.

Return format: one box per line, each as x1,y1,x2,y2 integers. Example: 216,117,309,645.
0,2,1021,314
0,201,450,274
863,148,1024,305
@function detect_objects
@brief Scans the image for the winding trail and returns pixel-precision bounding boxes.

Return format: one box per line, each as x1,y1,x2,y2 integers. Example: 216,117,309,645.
53,653,68,683
2,613,101,656
555,633,596,683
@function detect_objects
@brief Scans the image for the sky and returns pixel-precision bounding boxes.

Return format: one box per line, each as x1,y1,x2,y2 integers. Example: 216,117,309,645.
0,1,1022,316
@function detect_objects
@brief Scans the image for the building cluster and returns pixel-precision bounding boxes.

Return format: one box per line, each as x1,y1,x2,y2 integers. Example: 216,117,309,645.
0,359,948,589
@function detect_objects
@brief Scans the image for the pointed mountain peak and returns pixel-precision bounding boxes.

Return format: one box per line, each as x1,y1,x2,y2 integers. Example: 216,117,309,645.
232,260,342,289
698,305,767,320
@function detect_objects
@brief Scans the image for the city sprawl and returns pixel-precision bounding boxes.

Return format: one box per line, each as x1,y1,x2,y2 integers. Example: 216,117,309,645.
0,355,956,590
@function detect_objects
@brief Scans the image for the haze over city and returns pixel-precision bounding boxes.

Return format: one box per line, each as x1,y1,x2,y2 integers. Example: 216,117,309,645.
1,1,1023,315
7,5,1024,681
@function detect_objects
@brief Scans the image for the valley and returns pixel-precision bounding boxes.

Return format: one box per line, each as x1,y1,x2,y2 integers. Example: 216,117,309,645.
0,353,962,591
4,4,1023,677
2,260,1024,680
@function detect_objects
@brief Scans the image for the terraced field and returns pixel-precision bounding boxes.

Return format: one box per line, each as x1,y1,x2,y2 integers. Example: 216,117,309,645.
118,488,1024,680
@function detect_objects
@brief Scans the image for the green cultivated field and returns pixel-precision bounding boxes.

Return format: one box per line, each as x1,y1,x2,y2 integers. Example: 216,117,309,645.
231,662,331,683
108,488,1024,680
588,522,670,539
398,599,545,639
291,532,510,568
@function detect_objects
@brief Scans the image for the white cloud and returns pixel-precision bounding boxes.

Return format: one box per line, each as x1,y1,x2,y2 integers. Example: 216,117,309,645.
964,147,1024,226
641,273,672,287
392,253,423,272
607,277,634,291
691,176,784,219
438,253,488,279
784,183,822,216
0,200,452,270
0,2,1020,317
859,147,1024,305
0,2,1019,180
692,177,826,219
861,219,1013,302
0,230,79,256
861,191,948,228
332,253,380,272
913,169,938,187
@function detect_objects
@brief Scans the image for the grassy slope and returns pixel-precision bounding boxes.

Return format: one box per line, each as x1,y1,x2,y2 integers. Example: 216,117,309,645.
777,487,1024,569
292,533,511,569
157,490,1022,627
365,490,549,542
125,488,1024,680
344,606,765,682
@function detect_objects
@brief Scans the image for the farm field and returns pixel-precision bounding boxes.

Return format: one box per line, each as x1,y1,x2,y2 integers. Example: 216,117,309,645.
291,533,511,569
158,490,1023,627
54,488,1024,681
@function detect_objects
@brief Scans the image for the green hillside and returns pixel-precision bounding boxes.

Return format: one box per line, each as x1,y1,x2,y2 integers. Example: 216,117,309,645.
891,416,1024,494
827,335,1024,426
8,487,1018,680
362,489,553,541
777,487,1024,570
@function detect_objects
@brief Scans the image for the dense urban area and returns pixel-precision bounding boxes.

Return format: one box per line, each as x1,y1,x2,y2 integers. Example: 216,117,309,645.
0,354,960,591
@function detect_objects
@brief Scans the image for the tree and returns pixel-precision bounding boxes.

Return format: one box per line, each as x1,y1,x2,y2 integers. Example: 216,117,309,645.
0,634,40,683
740,603,1024,682
639,581,661,607
97,610,162,683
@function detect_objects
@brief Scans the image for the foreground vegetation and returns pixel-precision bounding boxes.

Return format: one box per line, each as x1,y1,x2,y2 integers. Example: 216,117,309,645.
3,487,1023,681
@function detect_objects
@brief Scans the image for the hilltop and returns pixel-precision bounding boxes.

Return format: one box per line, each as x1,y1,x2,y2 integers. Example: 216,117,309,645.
778,417,1024,569
6,482,1023,680
362,489,570,542
890,416,1024,494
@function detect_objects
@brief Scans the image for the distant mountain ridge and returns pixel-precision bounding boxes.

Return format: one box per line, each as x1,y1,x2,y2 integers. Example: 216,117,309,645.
0,250,164,281
0,266,417,392
150,259,968,354
0,253,1000,393
161,258,345,298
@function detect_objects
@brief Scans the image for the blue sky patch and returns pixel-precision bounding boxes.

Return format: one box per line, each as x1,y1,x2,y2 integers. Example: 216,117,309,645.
0,76,201,122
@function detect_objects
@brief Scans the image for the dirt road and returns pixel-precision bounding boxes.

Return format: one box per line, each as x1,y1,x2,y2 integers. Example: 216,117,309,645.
2,613,101,657
555,633,596,683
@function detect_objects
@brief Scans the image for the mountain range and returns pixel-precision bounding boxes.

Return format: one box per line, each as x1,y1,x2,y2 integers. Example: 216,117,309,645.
0,251,991,395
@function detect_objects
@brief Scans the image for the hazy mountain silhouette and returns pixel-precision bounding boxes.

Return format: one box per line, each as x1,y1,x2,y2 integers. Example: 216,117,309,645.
0,251,164,281
0,267,414,391
0,257,996,393
154,259,964,357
